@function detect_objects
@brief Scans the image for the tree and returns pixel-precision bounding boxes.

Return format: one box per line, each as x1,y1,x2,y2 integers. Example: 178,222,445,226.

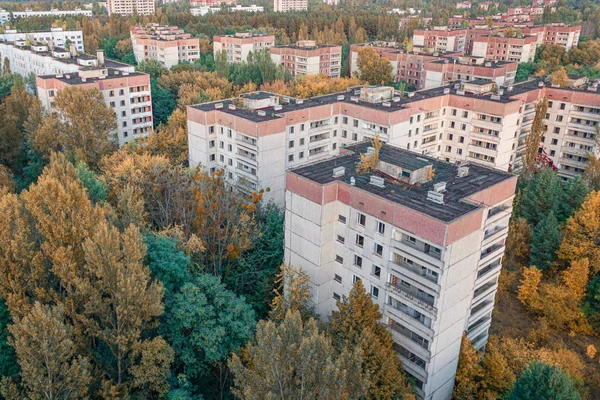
453,334,484,400
505,362,580,400
3,57,10,75
146,108,188,165
215,49,229,78
137,59,168,79
229,310,365,400
356,46,393,86
75,161,108,203
558,191,600,274
505,218,532,266
30,86,118,167
165,274,256,397
521,97,548,177
551,67,569,87
0,298,18,381
583,276,600,331
515,169,563,226
560,177,589,222
529,211,560,270
329,280,415,400
150,78,176,127
270,264,312,321
518,267,542,307
144,232,191,295
583,154,600,190
7,302,91,400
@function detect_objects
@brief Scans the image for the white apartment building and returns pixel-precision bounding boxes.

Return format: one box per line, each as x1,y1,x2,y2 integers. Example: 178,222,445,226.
131,24,201,69
36,65,153,146
1,28,84,52
471,34,538,63
107,0,155,15
0,9,92,24
284,141,516,399
191,5,264,15
0,40,133,78
187,81,600,205
413,28,468,53
274,0,307,12
213,33,275,64
269,40,342,78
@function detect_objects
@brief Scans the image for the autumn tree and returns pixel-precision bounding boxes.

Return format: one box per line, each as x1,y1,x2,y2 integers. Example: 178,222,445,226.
551,67,569,87
30,86,118,167
518,266,542,308
505,218,532,266
583,154,600,190
356,46,393,85
558,190,600,274
6,302,91,400
146,108,189,165
521,97,548,177
329,280,415,400
229,310,365,400
453,334,484,400
505,362,580,400
270,264,312,321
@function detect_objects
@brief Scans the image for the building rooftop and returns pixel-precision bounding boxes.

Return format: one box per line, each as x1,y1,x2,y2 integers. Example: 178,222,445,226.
290,141,515,222
38,68,147,84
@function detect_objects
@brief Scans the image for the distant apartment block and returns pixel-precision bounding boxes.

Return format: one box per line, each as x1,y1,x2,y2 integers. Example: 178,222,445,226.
274,0,307,12
36,62,152,146
107,0,155,15
471,34,538,62
213,33,275,64
285,141,516,400
0,8,92,24
0,28,84,52
191,4,263,15
456,1,472,9
269,40,342,78
130,24,200,69
413,28,468,53
350,42,517,89
520,24,581,50
187,79,600,205
190,0,236,6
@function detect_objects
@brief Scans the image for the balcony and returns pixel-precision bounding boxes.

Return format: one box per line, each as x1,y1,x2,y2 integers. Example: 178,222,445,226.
310,120,330,130
237,150,258,165
309,133,330,145
483,225,508,241
480,241,505,260
390,256,440,292
477,258,502,280
236,135,257,148
388,320,430,352
473,279,497,301
386,282,437,314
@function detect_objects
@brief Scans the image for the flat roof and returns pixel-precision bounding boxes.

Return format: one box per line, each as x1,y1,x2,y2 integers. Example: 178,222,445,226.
39,68,146,84
290,141,514,222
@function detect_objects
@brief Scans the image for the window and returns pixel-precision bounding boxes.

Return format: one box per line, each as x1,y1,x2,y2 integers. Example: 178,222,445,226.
337,235,345,243
334,274,342,283
300,138,305,145
209,154,216,161
119,89,124,96
460,124,466,131
109,90,115,97
551,138,558,145
354,255,363,268
333,292,341,301
353,275,361,283
357,213,366,226
333,143,337,150
452,109,457,116
342,130,347,138
228,144,232,152
335,255,343,263
110,101,115,107
289,140,294,148
371,286,379,299
374,243,383,256
462,111,469,118
406,235,417,244
122,121,127,127
289,126,295,134
459,136,465,143
219,154,224,162
121,111,126,117
556,115,563,122
353,119,359,127
355,234,364,247
548,101,553,108
353,133,358,141
343,117,348,124
372,265,381,278
410,116,414,124
299,151,304,159
334,117,338,124
553,127,560,134
300,123,305,131
560,103,566,110
377,221,385,234
333,130,337,137
209,126,215,134
338,215,347,223
288,154,294,162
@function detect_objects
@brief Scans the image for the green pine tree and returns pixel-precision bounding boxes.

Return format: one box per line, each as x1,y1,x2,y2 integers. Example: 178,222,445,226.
530,211,561,270
504,362,580,400
516,169,564,226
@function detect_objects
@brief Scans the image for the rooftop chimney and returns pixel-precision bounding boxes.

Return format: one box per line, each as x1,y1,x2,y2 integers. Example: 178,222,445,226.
96,49,105,66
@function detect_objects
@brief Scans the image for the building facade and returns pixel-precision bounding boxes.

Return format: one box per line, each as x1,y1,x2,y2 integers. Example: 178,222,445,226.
0,28,84,52
213,33,275,63
0,9,92,24
269,40,342,78
471,34,538,62
187,80,600,205
130,24,200,69
350,42,517,89
36,66,152,146
285,141,516,399
520,24,581,50
107,0,155,15
413,28,468,53
273,0,307,12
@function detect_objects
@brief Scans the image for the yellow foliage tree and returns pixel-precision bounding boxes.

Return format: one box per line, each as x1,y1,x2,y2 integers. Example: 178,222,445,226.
453,334,484,400
356,46,393,86
356,135,382,174
517,266,542,308
551,67,569,87
146,108,188,166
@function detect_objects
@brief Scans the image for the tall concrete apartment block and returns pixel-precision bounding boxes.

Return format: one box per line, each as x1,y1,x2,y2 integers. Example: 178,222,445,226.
213,33,275,64
349,42,517,89
0,28,84,52
472,34,538,62
36,66,152,147
274,0,307,12
187,81,600,205
413,28,468,53
107,0,155,15
130,24,201,69
284,142,517,399
269,40,342,78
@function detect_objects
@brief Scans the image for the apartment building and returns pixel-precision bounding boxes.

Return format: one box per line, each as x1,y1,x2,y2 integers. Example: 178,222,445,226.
36,65,152,146
107,0,155,15
0,39,133,78
413,28,468,54
456,1,472,9
274,0,307,12
284,141,516,400
190,0,236,6
213,32,275,64
130,24,200,69
350,42,517,89
269,40,342,78
520,24,581,50
187,80,600,204
0,9,92,24
471,34,538,62
0,28,84,52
